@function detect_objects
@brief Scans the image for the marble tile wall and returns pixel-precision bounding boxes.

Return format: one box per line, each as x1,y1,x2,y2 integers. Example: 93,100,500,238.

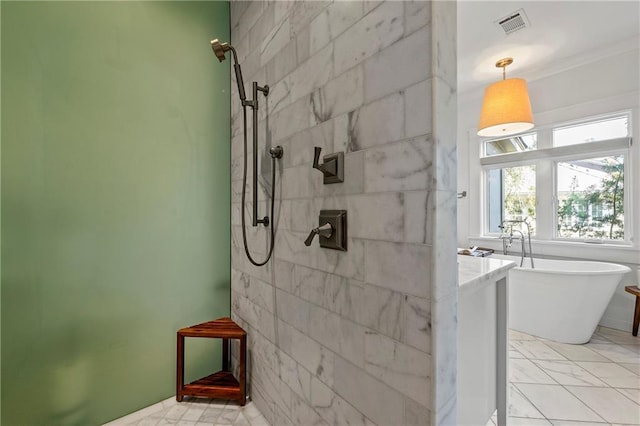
229,1,457,425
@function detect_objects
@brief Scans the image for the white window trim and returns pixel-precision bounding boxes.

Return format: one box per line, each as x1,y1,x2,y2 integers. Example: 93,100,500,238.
473,111,635,256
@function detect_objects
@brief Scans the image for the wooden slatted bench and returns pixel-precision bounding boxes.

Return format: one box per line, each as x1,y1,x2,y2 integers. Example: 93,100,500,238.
624,286,640,337
176,317,247,405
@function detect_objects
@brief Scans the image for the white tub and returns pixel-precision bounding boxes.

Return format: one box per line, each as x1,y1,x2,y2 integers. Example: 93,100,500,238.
494,254,630,344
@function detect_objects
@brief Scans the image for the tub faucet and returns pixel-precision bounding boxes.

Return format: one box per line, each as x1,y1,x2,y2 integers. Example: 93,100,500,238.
498,219,535,268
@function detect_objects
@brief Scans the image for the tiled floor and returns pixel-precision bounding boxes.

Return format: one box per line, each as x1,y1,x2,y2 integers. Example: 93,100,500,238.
489,326,640,426
111,326,638,426
104,396,269,426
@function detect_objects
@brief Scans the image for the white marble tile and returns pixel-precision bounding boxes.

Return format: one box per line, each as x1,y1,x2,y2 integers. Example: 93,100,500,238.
405,79,433,140
404,0,431,36
249,6,275,55
510,340,568,361
510,349,526,359
289,391,327,426
616,387,640,404
280,320,335,386
364,332,431,401
364,135,433,193
350,92,405,151
274,289,310,334
549,421,607,426
508,382,545,419
404,190,431,244
576,361,640,388
544,340,610,362
510,359,557,384
270,95,311,142
288,43,333,104
431,1,456,89
621,363,640,375
510,329,538,341
566,386,640,424
340,192,405,242
309,304,366,368
333,1,404,76
585,343,640,363
404,294,431,353
595,326,640,346
364,26,430,103
277,349,311,401
333,356,406,426
507,418,552,425
311,65,364,123
364,240,430,298
287,120,333,168
295,26,310,66
532,360,606,386
310,377,373,426
515,384,603,422
289,1,330,37
265,39,297,85
349,280,405,341
333,113,349,154
405,395,430,425
309,1,363,55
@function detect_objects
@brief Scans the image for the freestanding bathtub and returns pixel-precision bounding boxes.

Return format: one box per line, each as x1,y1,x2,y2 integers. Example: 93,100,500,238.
494,254,630,344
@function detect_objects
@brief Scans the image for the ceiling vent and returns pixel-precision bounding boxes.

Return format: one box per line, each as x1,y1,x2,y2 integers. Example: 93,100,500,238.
496,9,530,35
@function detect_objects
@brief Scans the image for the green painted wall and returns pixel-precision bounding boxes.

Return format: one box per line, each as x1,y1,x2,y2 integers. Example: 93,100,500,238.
1,2,230,424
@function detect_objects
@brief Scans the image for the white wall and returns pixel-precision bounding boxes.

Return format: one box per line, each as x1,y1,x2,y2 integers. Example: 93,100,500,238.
457,41,640,332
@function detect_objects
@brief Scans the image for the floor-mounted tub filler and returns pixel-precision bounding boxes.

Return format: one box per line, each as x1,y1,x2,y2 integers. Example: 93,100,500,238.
495,254,630,344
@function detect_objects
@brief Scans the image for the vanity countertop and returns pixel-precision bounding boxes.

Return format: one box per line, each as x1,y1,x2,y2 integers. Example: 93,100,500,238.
458,255,516,296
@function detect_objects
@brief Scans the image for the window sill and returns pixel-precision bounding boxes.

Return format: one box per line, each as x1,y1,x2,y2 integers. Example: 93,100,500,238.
468,236,640,265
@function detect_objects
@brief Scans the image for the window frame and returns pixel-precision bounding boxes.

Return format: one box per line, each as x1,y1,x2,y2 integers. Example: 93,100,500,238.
479,111,633,245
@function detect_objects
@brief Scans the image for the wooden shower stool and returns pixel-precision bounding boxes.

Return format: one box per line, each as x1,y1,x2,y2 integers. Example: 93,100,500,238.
625,286,640,337
176,317,247,405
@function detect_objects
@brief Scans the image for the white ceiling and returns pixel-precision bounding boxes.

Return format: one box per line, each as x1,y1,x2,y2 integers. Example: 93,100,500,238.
457,1,640,94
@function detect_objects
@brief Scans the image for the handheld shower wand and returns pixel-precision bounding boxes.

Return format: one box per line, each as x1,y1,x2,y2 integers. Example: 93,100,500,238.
211,39,283,266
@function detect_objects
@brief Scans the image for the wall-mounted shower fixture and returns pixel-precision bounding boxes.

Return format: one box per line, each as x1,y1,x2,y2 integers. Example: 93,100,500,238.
304,210,347,251
211,38,283,266
312,147,344,184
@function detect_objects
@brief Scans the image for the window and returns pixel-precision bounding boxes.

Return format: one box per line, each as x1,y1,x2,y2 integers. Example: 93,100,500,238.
557,155,624,240
480,112,631,243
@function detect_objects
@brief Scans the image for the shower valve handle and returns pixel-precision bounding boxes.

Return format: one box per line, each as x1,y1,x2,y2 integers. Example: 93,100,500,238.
312,147,338,177
304,223,333,246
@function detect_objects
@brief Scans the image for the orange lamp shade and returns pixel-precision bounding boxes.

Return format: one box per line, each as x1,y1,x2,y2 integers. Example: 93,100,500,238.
477,78,534,137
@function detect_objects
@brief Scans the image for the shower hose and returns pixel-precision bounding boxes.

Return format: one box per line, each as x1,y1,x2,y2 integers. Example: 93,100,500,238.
240,105,277,267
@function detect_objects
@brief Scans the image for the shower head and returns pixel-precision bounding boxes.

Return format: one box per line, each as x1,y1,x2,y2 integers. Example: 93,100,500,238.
210,39,230,62
210,38,247,102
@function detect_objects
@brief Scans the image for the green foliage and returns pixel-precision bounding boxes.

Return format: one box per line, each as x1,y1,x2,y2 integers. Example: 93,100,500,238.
557,157,624,240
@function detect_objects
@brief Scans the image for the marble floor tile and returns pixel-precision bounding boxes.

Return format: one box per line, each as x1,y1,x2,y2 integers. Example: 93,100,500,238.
507,417,553,425
621,363,640,375
532,360,607,387
508,383,547,419
515,383,604,422
565,386,640,424
510,340,568,361
617,387,640,404
510,349,526,359
510,359,557,384
576,361,640,389
510,329,539,341
544,341,610,362
596,326,640,346
586,343,640,363
549,421,608,425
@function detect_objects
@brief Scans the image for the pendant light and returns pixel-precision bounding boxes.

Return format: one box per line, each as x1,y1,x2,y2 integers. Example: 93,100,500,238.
477,58,534,137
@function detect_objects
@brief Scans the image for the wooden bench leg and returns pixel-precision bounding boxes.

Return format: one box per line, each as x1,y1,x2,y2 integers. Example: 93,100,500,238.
239,335,246,406
222,338,229,371
633,296,640,337
176,333,185,402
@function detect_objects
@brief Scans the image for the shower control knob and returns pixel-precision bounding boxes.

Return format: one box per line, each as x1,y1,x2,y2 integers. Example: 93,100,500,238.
312,147,344,184
304,223,333,247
